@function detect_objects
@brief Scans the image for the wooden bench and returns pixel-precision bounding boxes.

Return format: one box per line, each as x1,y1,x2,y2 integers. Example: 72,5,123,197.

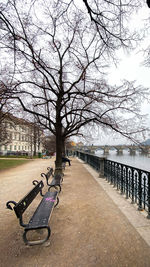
6,180,59,246
41,166,63,193
48,174,63,193
41,167,54,186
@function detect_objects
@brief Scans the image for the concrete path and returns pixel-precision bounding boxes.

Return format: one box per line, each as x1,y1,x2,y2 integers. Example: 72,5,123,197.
0,157,150,267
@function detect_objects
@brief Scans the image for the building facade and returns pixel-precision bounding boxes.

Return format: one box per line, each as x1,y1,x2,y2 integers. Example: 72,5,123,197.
0,114,44,156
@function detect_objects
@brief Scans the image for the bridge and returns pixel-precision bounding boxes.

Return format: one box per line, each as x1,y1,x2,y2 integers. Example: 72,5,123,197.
70,144,150,155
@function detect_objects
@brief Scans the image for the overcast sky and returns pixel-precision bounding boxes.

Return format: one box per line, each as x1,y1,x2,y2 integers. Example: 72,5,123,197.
100,5,150,145
108,49,150,116
74,3,150,146
108,6,150,113
87,5,150,146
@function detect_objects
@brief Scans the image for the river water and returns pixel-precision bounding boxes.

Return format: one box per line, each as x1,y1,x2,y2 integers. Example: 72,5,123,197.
95,150,150,172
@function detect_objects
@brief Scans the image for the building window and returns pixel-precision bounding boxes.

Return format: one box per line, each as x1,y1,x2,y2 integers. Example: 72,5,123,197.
22,146,24,150
10,145,12,150
14,145,16,150
18,146,20,150
5,145,7,150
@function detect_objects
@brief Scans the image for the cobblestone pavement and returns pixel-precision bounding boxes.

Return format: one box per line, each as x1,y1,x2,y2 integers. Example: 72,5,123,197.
0,157,150,267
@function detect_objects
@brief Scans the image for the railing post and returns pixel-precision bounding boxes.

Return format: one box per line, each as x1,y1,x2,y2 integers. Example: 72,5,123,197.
116,163,119,191
138,170,143,211
110,162,113,185
147,173,150,219
121,165,124,195
99,157,105,178
135,172,138,204
131,168,135,204
143,175,146,210
85,154,87,163
125,167,129,199
113,163,117,188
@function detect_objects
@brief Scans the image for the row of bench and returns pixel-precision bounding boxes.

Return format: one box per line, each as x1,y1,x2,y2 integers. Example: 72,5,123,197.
6,164,65,246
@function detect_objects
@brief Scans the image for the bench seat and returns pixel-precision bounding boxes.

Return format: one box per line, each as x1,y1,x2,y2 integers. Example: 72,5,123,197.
23,191,58,245
25,191,58,229
6,181,59,246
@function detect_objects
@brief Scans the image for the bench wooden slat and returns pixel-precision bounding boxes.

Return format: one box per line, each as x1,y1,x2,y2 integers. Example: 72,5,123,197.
26,191,58,229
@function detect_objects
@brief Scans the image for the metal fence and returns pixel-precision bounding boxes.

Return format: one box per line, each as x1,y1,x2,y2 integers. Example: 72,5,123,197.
76,151,150,218
77,151,101,171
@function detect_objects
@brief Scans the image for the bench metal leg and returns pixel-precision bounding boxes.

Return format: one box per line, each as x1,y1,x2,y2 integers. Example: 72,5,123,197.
54,196,59,208
58,185,61,193
23,227,51,246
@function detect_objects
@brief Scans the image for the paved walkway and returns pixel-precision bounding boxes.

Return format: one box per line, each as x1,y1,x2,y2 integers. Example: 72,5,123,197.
0,157,150,267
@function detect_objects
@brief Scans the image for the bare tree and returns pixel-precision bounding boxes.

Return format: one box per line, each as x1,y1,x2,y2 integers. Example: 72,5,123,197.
43,135,56,156
81,0,142,49
0,82,13,146
147,0,150,8
0,0,148,173
32,121,44,156
0,113,9,146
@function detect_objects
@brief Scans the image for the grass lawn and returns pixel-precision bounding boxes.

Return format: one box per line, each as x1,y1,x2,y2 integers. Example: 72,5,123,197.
0,159,30,171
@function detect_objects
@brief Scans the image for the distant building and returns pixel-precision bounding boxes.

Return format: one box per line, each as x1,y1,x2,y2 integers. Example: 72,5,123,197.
0,113,44,156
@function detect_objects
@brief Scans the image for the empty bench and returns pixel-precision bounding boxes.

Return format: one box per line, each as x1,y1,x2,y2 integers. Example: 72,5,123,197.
6,180,59,246
48,174,63,193
41,167,63,193
41,167,54,186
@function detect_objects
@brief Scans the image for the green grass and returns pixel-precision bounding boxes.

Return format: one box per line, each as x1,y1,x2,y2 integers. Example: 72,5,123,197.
0,155,38,159
0,159,30,171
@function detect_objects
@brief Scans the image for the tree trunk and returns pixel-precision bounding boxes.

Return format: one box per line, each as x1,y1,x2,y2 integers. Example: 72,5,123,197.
34,138,37,156
62,137,65,155
55,121,63,175
33,125,37,156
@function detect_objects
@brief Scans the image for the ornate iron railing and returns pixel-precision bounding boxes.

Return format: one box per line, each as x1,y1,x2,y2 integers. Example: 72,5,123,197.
78,151,101,171
76,151,150,218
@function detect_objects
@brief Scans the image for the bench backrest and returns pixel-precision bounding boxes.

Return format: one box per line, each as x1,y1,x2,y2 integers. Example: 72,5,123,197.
46,167,53,179
41,167,53,186
14,180,44,218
